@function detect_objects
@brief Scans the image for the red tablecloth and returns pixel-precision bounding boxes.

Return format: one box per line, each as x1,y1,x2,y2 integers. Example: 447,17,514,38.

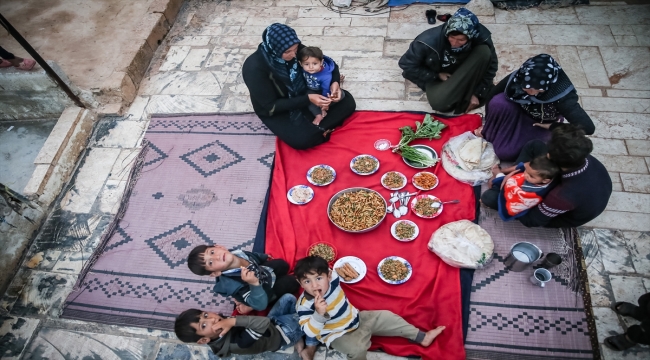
265,111,481,360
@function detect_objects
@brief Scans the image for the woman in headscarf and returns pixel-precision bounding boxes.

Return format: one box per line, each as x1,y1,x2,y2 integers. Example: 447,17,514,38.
478,54,595,161
399,8,498,114
242,23,356,150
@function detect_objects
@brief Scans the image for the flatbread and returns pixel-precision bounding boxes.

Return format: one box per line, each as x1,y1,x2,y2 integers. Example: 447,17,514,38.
428,220,494,269
458,138,487,168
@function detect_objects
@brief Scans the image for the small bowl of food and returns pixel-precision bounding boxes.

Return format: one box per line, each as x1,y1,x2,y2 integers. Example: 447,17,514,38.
412,171,439,191
287,185,314,205
308,242,337,264
381,171,407,190
328,188,387,233
410,194,443,218
350,155,380,175
307,165,336,186
377,256,412,284
390,220,419,242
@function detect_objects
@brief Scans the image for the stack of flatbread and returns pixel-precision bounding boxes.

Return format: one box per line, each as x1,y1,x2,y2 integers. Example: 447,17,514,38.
428,220,494,269
441,132,498,185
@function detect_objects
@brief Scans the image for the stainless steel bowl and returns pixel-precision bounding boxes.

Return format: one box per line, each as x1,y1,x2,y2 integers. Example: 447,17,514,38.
402,144,438,169
327,187,387,233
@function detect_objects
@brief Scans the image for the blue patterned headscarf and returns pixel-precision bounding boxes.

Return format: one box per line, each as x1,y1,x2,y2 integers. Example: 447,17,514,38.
445,8,480,53
260,23,306,100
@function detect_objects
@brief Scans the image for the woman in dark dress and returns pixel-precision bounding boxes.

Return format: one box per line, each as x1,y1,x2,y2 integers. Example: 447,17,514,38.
242,23,356,150
479,54,595,161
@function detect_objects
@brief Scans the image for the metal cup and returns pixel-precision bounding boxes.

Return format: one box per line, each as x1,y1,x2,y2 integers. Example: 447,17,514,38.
504,242,543,272
530,268,552,288
541,253,562,269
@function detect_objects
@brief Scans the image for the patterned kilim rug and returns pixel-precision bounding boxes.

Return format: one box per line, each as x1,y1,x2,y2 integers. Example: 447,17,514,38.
62,114,275,329
465,208,598,360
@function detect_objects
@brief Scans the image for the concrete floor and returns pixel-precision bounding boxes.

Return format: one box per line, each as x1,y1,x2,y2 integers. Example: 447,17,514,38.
0,120,56,192
1,1,650,359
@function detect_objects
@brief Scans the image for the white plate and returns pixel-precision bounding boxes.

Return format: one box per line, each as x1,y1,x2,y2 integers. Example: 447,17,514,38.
333,256,367,284
287,185,314,205
411,171,439,191
390,220,419,242
410,194,443,219
350,154,380,175
307,165,336,186
402,145,438,169
377,256,413,285
380,171,407,190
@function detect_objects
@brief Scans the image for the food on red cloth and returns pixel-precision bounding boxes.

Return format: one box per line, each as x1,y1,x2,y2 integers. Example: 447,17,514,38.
382,171,405,189
329,190,385,231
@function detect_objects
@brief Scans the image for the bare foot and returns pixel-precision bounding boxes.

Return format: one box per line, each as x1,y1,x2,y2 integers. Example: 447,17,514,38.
300,345,317,360
473,126,483,137
294,338,305,355
420,326,445,347
313,114,324,125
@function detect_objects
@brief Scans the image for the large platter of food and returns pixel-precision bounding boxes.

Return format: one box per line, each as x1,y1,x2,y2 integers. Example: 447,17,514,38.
328,188,387,233
377,256,412,284
307,165,336,186
350,155,380,175
333,256,367,284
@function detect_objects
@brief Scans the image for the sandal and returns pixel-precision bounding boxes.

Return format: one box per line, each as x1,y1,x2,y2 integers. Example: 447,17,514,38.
604,334,637,351
0,59,13,68
17,58,36,71
437,13,452,22
611,301,643,320
425,10,437,25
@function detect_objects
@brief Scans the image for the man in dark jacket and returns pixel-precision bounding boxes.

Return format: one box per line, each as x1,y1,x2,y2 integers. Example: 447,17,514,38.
399,8,498,114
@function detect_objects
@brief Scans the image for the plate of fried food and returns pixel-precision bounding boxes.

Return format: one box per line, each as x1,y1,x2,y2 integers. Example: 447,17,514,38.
287,185,314,205
350,155,380,175
390,220,419,242
377,256,412,284
412,171,439,191
380,171,407,190
328,188,387,233
307,165,336,186
333,256,367,284
410,194,443,219
308,242,337,264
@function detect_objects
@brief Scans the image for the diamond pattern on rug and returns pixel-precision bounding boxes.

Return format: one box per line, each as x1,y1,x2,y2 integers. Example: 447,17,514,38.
145,221,213,269
62,114,275,330
180,140,244,177
257,152,274,169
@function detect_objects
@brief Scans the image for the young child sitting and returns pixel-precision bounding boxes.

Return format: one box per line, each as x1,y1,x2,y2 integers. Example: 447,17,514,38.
484,155,559,221
298,46,340,125
294,256,445,360
188,245,300,312
174,294,305,356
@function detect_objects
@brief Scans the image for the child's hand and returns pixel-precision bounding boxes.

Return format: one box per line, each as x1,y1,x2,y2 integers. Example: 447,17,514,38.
241,266,260,286
314,291,327,316
214,317,237,338
234,300,254,314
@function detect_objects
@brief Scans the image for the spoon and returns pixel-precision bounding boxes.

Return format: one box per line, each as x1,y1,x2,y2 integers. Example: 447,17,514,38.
431,199,460,208
393,206,402,219
398,193,408,216
386,203,394,213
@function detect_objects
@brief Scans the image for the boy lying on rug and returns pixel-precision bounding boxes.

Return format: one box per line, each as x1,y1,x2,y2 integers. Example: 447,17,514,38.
188,245,300,312
480,155,559,221
294,256,446,360
174,294,306,356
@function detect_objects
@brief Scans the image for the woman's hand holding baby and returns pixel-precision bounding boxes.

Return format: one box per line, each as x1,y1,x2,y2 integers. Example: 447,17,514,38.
309,94,331,108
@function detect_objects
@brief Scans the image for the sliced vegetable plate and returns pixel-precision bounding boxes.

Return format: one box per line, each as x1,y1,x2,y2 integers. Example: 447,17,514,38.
402,144,438,169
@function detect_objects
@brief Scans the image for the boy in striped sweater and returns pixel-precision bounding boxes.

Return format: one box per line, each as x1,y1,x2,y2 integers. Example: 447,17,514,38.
295,256,445,360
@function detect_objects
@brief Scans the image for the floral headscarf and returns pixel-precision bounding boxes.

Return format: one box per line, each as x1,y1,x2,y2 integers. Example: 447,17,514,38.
260,23,307,100
445,8,480,53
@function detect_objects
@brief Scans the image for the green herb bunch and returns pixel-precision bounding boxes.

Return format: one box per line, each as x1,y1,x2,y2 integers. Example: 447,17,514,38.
393,114,446,167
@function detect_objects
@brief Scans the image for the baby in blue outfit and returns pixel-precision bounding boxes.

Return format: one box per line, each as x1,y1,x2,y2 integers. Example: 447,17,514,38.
298,46,340,125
